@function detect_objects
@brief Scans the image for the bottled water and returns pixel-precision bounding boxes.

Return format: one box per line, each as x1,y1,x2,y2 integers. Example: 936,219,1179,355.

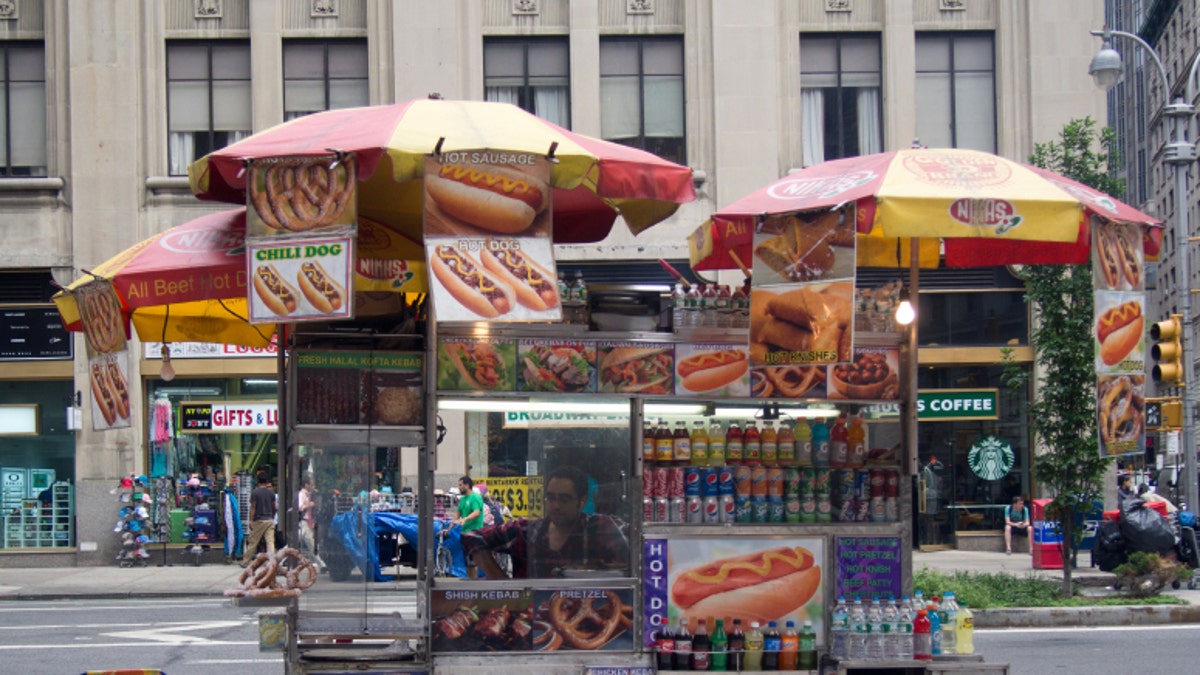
671,283,686,332
866,596,885,660
897,595,914,659
882,595,900,660
941,591,959,654
913,589,924,612
830,595,850,660
847,596,867,660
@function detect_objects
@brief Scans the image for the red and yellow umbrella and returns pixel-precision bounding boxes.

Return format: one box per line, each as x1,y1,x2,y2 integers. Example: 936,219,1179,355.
690,147,1160,271
190,98,697,243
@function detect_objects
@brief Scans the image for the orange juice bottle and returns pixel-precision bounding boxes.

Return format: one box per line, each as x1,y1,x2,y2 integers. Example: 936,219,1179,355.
743,421,761,466
847,414,867,468
777,420,796,465
690,420,709,466
761,420,778,465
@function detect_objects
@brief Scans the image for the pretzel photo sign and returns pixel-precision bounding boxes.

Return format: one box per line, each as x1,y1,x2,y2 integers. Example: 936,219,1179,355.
247,155,358,238
74,280,127,357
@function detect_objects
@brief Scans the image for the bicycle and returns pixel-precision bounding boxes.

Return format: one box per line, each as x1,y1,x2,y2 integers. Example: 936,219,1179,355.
433,519,455,577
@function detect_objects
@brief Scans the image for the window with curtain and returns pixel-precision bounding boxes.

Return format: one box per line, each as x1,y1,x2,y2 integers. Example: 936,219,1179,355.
167,41,252,176
915,33,996,152
599,36,685,164
283,40,369,122
0,42,47,177
484,38,570,128
800,34,882,166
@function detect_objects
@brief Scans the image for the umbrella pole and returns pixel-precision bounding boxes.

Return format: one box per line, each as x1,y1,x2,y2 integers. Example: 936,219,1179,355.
903,238,920,477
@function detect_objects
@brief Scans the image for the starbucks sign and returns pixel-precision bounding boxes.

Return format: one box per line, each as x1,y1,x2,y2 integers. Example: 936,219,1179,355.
968,436,1015,480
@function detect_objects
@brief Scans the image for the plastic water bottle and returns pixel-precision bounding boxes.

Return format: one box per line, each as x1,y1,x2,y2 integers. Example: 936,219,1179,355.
866,596,885,660
897,596,914,659
848,596,867,660
957,601,975,654
683,283,702,327
913,609,932,661
830,595,850,660
557,270,571,323
570,269,589,325
671,282,686,332
716,283,733,328
779,620,799,670
913,589,925,611
941,591,959,654
882,595,900,659
799,620,817,670
927,602,942,656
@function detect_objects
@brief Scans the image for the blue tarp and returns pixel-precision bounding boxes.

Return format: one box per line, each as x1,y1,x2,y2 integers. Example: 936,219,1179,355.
329,508,467,581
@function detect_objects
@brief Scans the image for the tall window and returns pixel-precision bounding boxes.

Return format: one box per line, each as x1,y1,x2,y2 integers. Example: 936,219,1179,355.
0,42,46,177
283,40,369,121
167,41,251,176
915,33,996,152
599,36,685,164
800,34,882,165
484,38,570,128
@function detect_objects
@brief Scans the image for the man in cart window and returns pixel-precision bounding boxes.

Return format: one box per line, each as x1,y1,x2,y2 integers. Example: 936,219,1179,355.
461,465,629,579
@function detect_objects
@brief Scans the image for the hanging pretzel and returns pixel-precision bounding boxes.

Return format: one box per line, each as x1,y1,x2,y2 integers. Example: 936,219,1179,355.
249,156,357,232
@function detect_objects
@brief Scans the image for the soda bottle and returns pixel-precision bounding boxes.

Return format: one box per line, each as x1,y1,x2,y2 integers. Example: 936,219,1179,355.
673,420,692,465
795,418,813,466
710,618,729,671
927,601,942,655
778,620,799,670
690,420,709,466
674,617,692,670
761,420,778,465
726,422,744,465
830,595,850,660
941,591,959,654
957,601,975,654
708,420,726,466
799,620,817,670
744,621,765,671
898,596,914,659
691,618,710,671
866,596,884,660
913,609,932,661
728,618,745,672
777,420,795,465
743,421,761,466
761,621,781,670
847,414,867,468
642,419,657,464
656,615,675,671
656,420,675,464
811,418,831,468
829,415,849,468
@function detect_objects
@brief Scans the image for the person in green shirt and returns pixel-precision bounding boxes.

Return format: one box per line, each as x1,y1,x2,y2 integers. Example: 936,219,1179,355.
454,476,485,577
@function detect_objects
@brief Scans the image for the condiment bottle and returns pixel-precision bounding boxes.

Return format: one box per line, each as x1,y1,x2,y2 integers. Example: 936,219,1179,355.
708,420,726,465
761,420,778,465
672,420,691,465
726,422,743,465
777,420,795,465
655,420,675,464
690,420,709,466
848,414,867,468
829,415,849,468
743,421,761,466
811,418,831,468
795,418,813,466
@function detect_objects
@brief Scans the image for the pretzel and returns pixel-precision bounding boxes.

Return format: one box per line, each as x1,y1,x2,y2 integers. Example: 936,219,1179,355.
80,287,123,354
533,620,562,651
224,548,316,598
766,365,826,398
1099,376,1143,447
250,156,357,232
278,547,318,589
751,370,774,397
549,591,623,650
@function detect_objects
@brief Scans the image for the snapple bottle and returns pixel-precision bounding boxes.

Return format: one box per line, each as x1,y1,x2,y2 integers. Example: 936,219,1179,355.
690,420,709,466
743,422,761,466
709,420,727,465
761,420,778,465
642,419,658,464
777,420,795,465
673,421,692,465
655,420,675,464
726,422,744,465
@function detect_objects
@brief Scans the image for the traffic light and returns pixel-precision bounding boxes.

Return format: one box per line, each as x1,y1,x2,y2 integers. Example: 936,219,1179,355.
1150,315,1184,385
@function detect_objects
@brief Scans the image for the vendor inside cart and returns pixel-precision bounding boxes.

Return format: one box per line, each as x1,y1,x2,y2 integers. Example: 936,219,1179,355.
462,465,629,579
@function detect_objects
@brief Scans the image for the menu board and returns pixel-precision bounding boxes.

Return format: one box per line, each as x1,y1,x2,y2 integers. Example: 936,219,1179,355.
834,536,902,602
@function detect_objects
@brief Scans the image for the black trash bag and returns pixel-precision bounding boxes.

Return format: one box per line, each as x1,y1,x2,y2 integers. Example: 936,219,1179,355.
1120,498,1176,556
1093,520,1128,572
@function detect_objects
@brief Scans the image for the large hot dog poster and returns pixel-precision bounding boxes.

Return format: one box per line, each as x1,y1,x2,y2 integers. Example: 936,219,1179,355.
423,151,562,322
1092,218,1145,457
246,236,354,324
89,350,133,431
643,536,825,649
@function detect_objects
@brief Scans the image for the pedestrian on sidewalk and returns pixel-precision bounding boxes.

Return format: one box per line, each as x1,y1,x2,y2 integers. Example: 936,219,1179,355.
242,474,276,566
1005,495,1030,555
1118,474,1135,511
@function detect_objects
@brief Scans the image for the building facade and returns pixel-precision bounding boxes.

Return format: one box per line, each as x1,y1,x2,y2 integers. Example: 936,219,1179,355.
0,0,1105,565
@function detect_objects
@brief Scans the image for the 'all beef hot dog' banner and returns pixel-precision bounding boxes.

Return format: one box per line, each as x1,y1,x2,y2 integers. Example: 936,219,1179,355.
423,151,561,322
246,155,358,324
1092,216,1145,457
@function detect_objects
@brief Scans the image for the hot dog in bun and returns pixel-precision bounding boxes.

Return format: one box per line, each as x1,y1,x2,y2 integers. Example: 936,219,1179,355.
104,359,131,420
253,264,300,316
430,244,515,318
90,361,118,426
426,163,549,235
672,546,821,625
1096,300,1144,366
678,349,748,393
296,260,345,313
480,245,560,311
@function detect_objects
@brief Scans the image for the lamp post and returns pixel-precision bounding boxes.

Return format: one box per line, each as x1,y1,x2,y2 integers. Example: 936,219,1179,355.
1089,28,1200,511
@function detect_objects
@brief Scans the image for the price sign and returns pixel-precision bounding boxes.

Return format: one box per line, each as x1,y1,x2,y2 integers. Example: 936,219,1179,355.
484,476,544,518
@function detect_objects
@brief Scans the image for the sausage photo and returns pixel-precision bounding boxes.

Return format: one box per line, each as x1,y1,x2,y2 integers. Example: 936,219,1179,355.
296,260,345,313
104,359,131,420
480,246,560,311
671,546,821,625
1096,300,1143,366
677,349,748,393
90,361,118,426
426,163,549,235
252,264,300,316
430,244,515,318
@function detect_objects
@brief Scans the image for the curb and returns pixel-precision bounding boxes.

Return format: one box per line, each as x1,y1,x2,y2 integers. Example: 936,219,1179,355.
977,603,1200,628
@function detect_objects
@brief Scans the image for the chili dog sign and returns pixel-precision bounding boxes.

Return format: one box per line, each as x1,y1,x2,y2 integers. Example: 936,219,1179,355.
423,151,562,322
246,237,355,324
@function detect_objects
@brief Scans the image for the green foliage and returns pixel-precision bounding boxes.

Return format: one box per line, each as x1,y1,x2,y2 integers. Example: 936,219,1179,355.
913,567,1187,608
1113,552,1192,598
1001,117,1125,596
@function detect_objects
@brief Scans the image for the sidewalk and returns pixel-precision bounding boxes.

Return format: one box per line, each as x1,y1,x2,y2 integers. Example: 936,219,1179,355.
0,549,1197,627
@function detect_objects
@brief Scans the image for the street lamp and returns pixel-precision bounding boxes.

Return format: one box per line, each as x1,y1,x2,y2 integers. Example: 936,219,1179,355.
1090,27,1200,511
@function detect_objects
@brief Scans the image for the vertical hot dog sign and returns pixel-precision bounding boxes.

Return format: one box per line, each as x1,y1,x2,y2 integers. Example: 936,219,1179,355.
245,154,357,324
72,280,133,431
423,151,561,322
1092,217,1146,457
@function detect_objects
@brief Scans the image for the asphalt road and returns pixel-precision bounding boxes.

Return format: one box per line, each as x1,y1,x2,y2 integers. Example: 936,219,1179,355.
976,623,1200,674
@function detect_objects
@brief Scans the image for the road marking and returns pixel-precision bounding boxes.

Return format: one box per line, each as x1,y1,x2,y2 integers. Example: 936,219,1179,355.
980,623,1200,634
0,640,260,650
103,620,250,645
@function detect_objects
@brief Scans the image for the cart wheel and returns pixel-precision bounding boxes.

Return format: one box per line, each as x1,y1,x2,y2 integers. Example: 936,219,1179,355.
1172,579,1182,590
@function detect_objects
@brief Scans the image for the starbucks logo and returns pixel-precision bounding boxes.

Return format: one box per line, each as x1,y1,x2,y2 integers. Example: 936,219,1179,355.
968,436,1014,480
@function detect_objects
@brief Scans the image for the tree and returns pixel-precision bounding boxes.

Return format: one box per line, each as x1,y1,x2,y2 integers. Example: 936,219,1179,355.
1002,117,1122,597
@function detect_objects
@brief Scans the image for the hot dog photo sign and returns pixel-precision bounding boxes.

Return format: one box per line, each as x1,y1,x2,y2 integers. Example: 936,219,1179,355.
1092,217,1146,457
246,237,355,324
423,151,563,323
